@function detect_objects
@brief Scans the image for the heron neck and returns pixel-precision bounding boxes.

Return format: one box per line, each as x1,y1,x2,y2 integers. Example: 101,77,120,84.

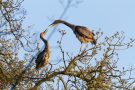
40,37,49,51
60,20,75,30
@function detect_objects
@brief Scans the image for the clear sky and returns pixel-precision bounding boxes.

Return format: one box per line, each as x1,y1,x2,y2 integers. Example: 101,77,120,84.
22,0,135,72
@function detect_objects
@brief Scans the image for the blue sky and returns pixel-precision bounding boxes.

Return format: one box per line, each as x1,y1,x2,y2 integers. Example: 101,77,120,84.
22,0,135,71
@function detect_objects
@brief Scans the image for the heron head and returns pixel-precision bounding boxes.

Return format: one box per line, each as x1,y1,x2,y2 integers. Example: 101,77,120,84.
40,29,48,38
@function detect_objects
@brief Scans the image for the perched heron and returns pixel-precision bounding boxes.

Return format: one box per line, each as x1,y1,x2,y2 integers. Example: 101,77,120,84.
35,30,50,70
49,20,96,45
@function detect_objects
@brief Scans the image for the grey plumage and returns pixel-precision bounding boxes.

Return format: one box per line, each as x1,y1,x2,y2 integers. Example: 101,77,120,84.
35,31,50,70
50,20,96,45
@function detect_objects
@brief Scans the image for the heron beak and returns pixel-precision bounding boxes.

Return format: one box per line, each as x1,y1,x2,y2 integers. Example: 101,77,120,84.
44,29,48,33
44,23,57,33
44,24,55,32
48,23,56,27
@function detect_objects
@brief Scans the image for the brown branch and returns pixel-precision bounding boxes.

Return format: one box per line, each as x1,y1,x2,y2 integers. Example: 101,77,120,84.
58,76,68,90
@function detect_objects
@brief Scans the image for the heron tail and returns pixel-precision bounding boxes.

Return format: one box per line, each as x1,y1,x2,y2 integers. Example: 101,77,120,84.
93,39,97,45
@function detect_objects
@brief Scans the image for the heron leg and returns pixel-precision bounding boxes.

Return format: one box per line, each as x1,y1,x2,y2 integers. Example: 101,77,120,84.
44,67,48,73
79,43,83,53
85,43,88,50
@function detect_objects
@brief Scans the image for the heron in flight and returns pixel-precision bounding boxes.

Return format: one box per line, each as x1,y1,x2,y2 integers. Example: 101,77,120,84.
35,30,50,69
49,20,96,45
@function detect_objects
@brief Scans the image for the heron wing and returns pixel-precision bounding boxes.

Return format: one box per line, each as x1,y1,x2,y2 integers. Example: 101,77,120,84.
75,26,95,39
35,51,44,63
